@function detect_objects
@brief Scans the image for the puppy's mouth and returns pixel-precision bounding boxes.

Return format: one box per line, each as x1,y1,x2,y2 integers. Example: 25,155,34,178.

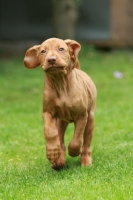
44,66,67,74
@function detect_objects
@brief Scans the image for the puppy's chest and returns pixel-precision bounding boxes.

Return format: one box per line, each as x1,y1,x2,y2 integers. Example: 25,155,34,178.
47,96,86,122
56,99,81,122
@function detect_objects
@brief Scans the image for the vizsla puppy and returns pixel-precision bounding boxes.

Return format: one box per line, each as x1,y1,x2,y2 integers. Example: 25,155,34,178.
24,38,97,169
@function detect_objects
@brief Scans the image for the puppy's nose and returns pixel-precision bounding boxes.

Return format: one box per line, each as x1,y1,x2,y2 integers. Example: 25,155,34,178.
47,56,56,64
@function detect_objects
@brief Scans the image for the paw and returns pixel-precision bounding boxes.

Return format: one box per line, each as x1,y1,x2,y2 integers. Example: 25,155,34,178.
46,144,61,164
52,150,66,170
80,154,92,166
68,140,81,157
52,162,65,170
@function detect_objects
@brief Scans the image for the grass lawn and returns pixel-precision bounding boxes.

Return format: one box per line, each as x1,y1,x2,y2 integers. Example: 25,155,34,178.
0,46,133,200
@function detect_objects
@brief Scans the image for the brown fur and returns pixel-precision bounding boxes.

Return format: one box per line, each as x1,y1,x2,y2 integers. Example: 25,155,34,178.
24,38,97,169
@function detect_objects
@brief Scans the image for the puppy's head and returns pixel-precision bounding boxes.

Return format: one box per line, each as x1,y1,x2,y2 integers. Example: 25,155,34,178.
24,38,81,75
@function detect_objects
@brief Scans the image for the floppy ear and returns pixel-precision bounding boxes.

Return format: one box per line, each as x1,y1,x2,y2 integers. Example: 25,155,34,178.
24,45,40,69
64,39,81,69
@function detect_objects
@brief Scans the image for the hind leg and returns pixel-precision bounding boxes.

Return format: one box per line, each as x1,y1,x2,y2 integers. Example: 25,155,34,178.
52,119,68,170
81,111,95,166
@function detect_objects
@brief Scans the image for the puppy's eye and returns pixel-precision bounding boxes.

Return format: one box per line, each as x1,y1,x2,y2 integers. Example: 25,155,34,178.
41,50,46,54
59,47,64,51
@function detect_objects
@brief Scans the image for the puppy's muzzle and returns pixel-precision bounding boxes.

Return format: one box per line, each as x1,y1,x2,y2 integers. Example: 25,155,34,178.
47,56,56,64
45,66,67,74
43,56,68,74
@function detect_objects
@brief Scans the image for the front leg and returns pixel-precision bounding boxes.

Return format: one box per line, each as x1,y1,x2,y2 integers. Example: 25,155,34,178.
52,119,68,170
68,113,88,157
43,112,61,165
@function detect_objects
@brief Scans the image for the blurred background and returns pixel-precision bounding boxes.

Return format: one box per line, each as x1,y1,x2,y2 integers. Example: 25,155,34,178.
1,0,133,55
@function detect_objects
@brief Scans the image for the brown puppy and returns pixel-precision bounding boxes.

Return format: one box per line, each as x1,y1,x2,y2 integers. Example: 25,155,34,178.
24,38,97,169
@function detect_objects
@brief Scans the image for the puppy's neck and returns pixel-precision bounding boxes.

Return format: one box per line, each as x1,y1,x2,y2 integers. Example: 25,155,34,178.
45,73,70,97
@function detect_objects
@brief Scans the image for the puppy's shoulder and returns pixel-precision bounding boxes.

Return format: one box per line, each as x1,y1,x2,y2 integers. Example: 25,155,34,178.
74,68,93,82
74,68,97,97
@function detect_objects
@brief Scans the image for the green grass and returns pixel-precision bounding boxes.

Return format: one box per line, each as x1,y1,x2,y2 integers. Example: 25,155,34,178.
0,48,133,200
